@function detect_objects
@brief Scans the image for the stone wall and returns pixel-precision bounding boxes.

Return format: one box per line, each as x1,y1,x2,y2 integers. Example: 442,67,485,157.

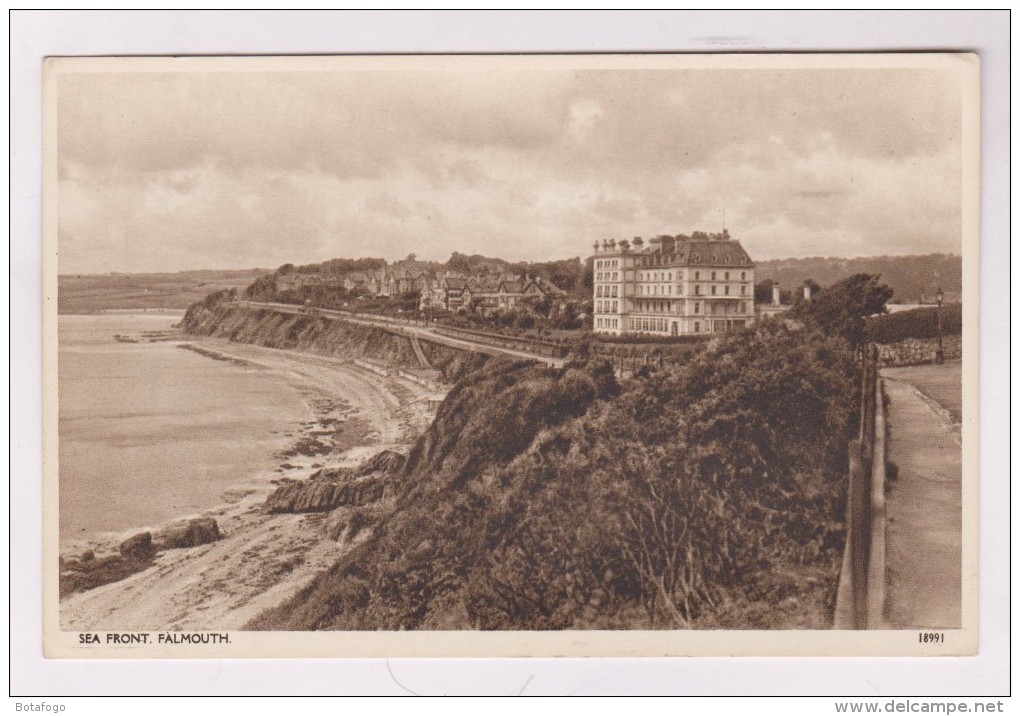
877,335,962,367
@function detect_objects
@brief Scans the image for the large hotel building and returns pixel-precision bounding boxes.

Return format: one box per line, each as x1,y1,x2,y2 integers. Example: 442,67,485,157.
591,232,755,336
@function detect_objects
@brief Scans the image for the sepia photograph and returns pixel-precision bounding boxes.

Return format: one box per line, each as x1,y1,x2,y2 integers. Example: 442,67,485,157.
41,52,979,659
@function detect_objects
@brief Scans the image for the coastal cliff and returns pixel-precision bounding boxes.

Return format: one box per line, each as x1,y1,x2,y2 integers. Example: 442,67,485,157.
248,322,859,631
180,297,858,631
182,301,488,382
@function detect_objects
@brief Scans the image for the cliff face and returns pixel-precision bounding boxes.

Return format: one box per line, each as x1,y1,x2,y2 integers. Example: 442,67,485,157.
182,302,482,379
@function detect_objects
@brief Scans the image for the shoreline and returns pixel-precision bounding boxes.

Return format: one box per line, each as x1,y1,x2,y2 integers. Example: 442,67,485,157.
59,332,438,631
58,312,308,556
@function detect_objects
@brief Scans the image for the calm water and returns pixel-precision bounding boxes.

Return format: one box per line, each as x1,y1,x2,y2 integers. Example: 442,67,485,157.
58,313,311,548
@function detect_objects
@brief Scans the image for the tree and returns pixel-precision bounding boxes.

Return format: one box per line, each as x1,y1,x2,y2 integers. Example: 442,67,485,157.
754,278,777,304
244,274,278,301
793,273,893,350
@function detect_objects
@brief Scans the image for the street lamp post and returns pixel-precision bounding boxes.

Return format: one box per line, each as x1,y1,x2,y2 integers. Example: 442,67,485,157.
935,287,945,365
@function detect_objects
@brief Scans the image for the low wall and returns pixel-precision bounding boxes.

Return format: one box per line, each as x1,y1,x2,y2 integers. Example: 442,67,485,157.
397,369,443,392
877,336,961,367
352,358,390,377
834,348,888,629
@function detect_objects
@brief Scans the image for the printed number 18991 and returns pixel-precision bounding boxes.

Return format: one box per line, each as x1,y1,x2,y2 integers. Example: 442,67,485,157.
919,632,945,644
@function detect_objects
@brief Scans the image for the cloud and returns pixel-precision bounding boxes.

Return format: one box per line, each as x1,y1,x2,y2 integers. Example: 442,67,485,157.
56,66,964,273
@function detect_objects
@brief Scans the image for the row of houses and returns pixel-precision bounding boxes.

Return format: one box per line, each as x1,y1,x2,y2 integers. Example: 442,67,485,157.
420,274,567,313
341,264,433,296
275,261,567,315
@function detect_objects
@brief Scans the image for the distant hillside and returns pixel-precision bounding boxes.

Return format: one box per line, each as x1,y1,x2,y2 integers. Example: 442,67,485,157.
755,254,961,304
58,269,268,314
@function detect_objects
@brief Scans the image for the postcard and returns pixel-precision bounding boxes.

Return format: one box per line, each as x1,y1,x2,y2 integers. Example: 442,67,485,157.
43,52,979,657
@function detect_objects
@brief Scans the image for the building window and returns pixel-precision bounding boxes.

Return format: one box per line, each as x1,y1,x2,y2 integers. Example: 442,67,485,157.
725,271,729,280
694,302,700,314
695,285,701,295
741,285,746,295
741,271,746,280
694,271,700,280
724,285,730,296
694,321,700,333
711,285,716,295
711,271,716,280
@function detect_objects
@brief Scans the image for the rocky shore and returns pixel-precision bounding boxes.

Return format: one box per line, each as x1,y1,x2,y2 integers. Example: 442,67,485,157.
59,335,438,631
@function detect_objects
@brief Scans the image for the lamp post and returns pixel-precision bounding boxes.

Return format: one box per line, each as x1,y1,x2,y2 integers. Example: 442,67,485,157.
935,287,945,365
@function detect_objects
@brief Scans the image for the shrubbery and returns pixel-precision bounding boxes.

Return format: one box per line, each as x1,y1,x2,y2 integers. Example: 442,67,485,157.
866,304,962,344
791,273,892,349
251,321,858,631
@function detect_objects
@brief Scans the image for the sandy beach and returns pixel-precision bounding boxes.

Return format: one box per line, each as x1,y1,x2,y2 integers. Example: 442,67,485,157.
60,333,437,631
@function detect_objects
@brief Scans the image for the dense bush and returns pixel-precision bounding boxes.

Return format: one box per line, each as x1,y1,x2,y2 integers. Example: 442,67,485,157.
792,273,893,349
460,322,857,628
866,304,962,344
182,288,236,326
251,321,858,631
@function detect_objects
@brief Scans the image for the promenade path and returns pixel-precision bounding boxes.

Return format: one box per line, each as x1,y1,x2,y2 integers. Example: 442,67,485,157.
238,301,567,368
880,362,962,629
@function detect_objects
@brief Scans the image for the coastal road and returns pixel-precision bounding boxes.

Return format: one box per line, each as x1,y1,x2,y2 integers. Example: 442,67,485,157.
238,300,567,368
880,361,963,629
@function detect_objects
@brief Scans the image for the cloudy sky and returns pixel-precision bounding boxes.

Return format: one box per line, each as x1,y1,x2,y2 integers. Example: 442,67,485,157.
56,60,964,274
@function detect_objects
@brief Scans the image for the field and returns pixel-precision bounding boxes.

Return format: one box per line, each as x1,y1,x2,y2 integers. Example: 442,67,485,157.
58,270,267,314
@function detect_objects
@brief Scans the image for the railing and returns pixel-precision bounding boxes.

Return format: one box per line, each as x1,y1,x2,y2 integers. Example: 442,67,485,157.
431,325,571,359
834,344,887,629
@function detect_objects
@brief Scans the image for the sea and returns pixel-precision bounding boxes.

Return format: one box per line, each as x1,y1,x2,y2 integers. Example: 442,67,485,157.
58,312,312,552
